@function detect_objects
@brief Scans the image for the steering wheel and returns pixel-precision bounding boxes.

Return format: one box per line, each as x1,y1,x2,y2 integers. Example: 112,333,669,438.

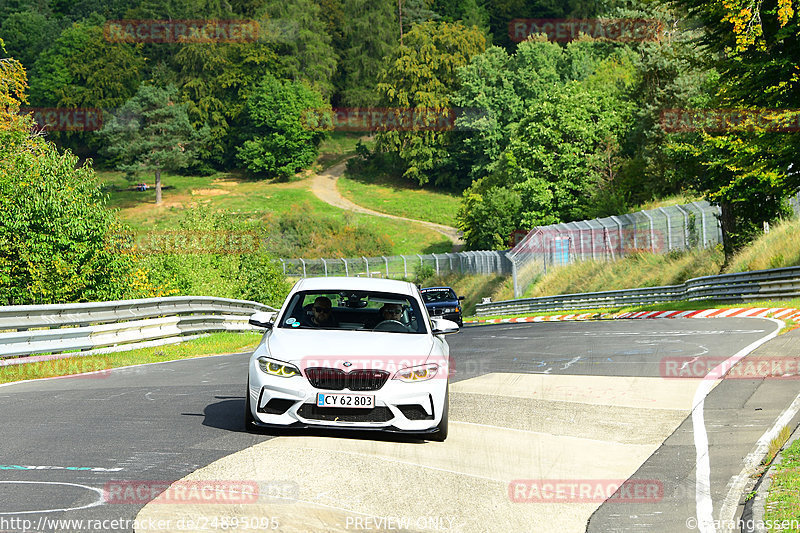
373,320,410,332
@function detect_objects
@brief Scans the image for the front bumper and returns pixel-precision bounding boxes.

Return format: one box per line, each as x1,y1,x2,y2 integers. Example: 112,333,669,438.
428,309,462,324
248,363,447,432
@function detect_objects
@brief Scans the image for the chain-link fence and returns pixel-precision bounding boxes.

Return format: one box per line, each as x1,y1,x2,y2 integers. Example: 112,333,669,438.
278,251,513,280
507,201,724,298
278,194,800,293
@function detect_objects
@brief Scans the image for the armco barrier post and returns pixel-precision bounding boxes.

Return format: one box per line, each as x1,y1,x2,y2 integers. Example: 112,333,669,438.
341,258,348,276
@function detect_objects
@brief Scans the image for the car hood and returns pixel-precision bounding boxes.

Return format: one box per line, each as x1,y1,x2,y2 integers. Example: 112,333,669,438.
264,329,436,370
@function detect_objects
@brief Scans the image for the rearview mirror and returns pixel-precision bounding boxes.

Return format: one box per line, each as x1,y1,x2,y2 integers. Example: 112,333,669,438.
249,311,275,329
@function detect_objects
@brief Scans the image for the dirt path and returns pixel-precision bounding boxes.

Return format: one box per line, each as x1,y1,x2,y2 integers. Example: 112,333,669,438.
310,159,464,251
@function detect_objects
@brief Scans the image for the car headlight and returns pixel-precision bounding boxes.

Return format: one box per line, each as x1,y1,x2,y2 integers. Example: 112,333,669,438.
257,356,301,378
394,363,438,382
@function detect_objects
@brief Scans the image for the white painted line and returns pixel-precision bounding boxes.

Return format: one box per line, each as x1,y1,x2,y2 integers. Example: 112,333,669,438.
718,392,800,533
691,318,783,533
0,481,104,515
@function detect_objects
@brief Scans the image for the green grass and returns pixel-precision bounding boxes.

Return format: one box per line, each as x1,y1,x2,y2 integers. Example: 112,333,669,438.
725,217,800,273
97,170,451,255
766,426,793,466
338,168,462,227
521,247,725,299
765,432,800,531
0,332,261,384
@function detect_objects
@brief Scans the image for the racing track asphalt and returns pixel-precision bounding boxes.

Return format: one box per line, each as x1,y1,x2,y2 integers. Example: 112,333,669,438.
1,318,797,533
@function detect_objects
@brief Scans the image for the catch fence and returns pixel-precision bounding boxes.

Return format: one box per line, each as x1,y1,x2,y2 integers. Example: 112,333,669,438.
278,251,513,280
507,201,724,297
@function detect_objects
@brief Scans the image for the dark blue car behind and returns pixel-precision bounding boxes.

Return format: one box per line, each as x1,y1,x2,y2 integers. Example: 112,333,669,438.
420,286,464,327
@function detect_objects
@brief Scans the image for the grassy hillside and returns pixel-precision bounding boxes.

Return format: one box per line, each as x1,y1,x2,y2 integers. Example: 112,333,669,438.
97,167,452,258
522,247,724,298
500,216,800,303
724,218,800,273
337,169,462,227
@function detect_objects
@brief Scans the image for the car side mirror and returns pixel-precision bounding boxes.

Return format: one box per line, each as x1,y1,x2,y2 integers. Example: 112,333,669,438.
249,311,275,329
458,296,465,301
431,317,459,335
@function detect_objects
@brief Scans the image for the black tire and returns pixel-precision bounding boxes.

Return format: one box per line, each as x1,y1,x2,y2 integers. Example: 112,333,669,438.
429,382,449,442
244,379,257,433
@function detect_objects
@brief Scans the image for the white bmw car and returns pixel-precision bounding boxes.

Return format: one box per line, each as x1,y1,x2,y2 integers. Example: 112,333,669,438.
245,277,459,441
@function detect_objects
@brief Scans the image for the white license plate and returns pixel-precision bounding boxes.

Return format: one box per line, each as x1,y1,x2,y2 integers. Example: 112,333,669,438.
316,393,374,409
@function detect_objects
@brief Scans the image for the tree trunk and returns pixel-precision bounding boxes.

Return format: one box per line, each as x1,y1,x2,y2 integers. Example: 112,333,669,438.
155,169,162,205
719,200,736,267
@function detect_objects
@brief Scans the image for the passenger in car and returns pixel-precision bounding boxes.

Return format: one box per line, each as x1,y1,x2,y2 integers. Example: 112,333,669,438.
303,296,339,327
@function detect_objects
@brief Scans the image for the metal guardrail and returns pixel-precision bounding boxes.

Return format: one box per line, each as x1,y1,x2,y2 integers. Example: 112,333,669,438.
0,296,275,363
475,266,800,316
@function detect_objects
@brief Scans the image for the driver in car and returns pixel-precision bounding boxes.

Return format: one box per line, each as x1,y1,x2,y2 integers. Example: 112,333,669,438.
366,303,404,329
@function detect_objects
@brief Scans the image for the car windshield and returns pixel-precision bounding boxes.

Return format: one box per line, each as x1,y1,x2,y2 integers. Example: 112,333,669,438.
420,289,456,303
277,290,427,333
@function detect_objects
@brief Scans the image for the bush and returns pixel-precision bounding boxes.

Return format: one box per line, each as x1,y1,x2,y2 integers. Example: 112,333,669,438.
0,128,146,304
134,208,291,307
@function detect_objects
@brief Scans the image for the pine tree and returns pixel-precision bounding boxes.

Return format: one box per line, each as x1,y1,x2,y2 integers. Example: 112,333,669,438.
99,85,210,204
340,0,397,106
